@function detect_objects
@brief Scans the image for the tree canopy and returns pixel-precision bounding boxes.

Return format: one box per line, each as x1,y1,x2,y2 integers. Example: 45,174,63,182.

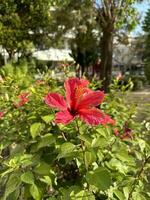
52,0,140,90
143,8,150,83
0,0,52,59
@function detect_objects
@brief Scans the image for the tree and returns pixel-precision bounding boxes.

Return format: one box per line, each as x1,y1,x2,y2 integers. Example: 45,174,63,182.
51,0,100,76
0,0,52,60
143,8,150,84
95,0,139,91
52,0,139,91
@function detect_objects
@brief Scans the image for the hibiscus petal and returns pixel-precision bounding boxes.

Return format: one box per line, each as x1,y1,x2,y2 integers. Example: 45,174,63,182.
100,114,116,125
78,108,115,125
78,108,105,125
64,77,89,108
45,93,67,110
77,90,104,109
80,79,89,87
55,110,74,124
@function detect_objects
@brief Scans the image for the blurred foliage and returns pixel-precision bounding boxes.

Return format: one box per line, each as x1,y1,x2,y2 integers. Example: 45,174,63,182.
123,75,147,91
52,0,140,91
0,63,150,199
143,9,150,84
0,0,53,59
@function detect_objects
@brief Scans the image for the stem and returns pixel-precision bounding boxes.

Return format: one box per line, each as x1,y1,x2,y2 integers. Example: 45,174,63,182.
128,156,150,200
61,131,67,141
75,120,87,170
75,119,80,134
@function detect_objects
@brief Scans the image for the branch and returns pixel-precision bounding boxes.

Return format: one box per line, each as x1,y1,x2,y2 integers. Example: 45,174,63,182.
95,0,107,27
128,156,150,200
103,0,112,19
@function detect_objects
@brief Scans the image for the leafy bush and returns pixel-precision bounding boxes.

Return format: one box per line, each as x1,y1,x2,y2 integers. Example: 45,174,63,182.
144,62,150,84
0,68,150,200
123,75,147,91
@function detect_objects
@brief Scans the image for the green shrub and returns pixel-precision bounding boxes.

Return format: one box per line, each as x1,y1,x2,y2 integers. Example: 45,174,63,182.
0,71,150,200
145,62,150,84
124,75,147,91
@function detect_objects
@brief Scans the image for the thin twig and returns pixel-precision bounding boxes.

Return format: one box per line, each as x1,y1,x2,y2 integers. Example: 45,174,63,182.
61,131,67,141
128,156,150,200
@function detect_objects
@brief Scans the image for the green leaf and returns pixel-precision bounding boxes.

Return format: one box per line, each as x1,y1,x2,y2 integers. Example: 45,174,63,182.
84,151,96,169
37,133,55,149
57,142,76,159
86,167,112,190
78,135,92,147
30,123,43,139
41,114,54,123
96,127,108,138
132,192,147,200
3,173,21,199
123,187,129,199
0,140,11,151
60,142,75,154
75,190,95,200
116,149,135,165
30,184,41,200
91,137,108,148
40,176,52,186
114,189,125,200
34,162,51,175
21,171,34,185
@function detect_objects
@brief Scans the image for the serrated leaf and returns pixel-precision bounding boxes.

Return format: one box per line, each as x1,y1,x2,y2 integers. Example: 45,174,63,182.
37,133,55,149
75,190,95,200
30,123,43,139
30,184,41,200
21,171,34,185
3,173,21,199
40,176,52,186
57,142,76,159
61,142,75,154
116,150,135,165
86,167,112,190
78,135,92,147
34,162,51,175
114,189,125,200
41,115,54,123
96,127,108,138
123,187,129,199
92,137,107,148
84,151,96,169
132,192,147,200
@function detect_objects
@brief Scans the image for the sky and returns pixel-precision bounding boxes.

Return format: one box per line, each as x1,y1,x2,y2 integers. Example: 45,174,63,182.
133,0,150,35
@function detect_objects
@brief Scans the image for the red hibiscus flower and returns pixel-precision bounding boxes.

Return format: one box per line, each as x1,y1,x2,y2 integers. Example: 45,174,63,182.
113,123,133,140
45,77,115,125
0,111,4,119
14,92,29,108
121,123,133,140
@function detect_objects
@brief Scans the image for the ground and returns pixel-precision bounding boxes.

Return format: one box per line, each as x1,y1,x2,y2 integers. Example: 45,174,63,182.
127,86,150,122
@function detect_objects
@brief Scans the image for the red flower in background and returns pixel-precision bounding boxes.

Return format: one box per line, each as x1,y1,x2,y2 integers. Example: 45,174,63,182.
113,123,133,140
0,111,4,119
14,92,29,108
121,124,133,140
45,77,115,125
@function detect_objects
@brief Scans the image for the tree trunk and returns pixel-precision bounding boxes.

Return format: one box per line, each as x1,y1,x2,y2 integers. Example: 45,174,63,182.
7,50,15,61
77,49,86,77
100,28,113,92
